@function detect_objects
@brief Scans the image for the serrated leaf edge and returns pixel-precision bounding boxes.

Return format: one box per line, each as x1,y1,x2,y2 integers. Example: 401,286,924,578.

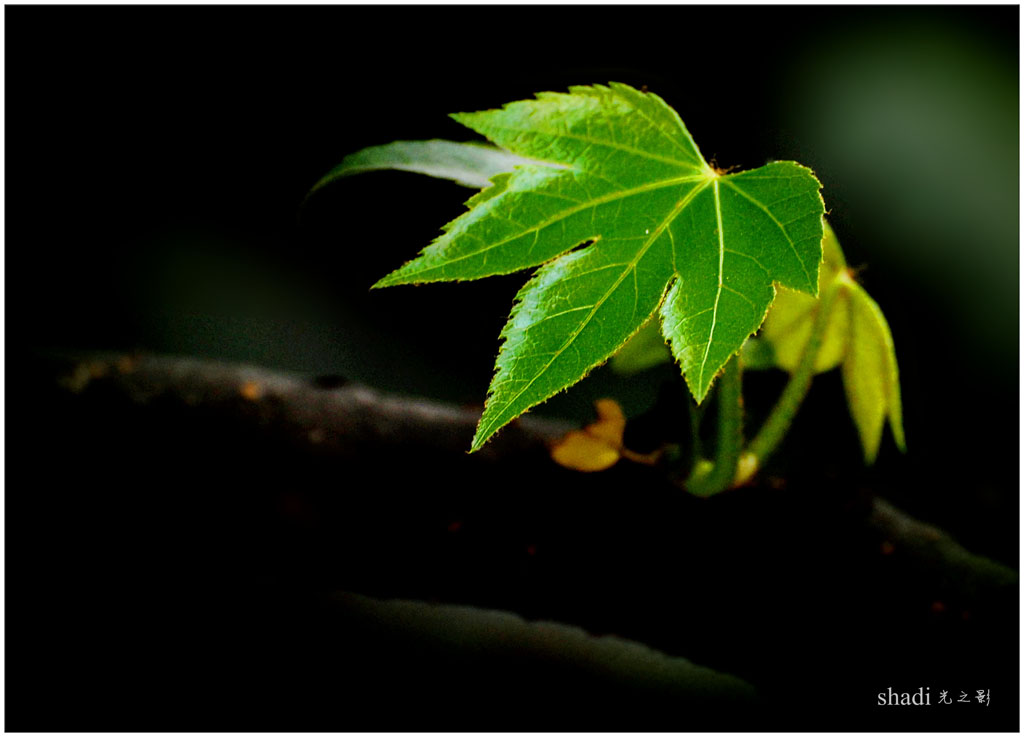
363,84,824,449
470,175,717,450
469,265,676,452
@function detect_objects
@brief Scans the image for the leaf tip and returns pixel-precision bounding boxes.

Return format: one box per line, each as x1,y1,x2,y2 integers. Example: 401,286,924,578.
370,273,397,289
861,430,884,464
890,414,907,454
449,111,481,131
468,423,494,454
685,374,714,406
372,266,419,289
305,174,332,200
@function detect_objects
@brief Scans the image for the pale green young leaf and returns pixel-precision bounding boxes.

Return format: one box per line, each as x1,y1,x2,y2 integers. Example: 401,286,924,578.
370,83,824,450
740,222,906,463
616,219,847,377
843,282,906,464
749,221,850,373
310,139,543,193
739,335,777,370
610,315,671,375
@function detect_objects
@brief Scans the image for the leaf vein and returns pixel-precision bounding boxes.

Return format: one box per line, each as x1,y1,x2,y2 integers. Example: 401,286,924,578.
721,178,814,289
696,180,726,391
479,180,712,438
414,175,706,275
477,122,703,170
608,85,703,165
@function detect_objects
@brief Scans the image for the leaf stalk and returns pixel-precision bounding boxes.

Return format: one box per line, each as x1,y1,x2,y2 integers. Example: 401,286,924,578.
738,272,848,483
685,354,743,497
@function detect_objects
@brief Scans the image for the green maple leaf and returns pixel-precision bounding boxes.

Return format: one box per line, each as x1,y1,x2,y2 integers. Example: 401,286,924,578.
615,223,848,376
309,139,541,192
745,221,851,373
369,83,825,451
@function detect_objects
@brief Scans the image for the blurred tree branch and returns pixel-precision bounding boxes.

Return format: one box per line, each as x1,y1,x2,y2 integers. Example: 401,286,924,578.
42,352,1017,601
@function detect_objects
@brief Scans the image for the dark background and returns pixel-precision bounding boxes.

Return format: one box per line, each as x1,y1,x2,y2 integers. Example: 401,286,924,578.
6,5,1019,731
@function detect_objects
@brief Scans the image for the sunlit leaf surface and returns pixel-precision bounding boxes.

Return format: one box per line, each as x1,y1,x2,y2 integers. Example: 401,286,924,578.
371,84,824,450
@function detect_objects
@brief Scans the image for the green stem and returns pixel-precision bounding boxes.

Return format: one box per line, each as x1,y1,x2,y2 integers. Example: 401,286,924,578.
739,274,847,483
686,354,743,497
